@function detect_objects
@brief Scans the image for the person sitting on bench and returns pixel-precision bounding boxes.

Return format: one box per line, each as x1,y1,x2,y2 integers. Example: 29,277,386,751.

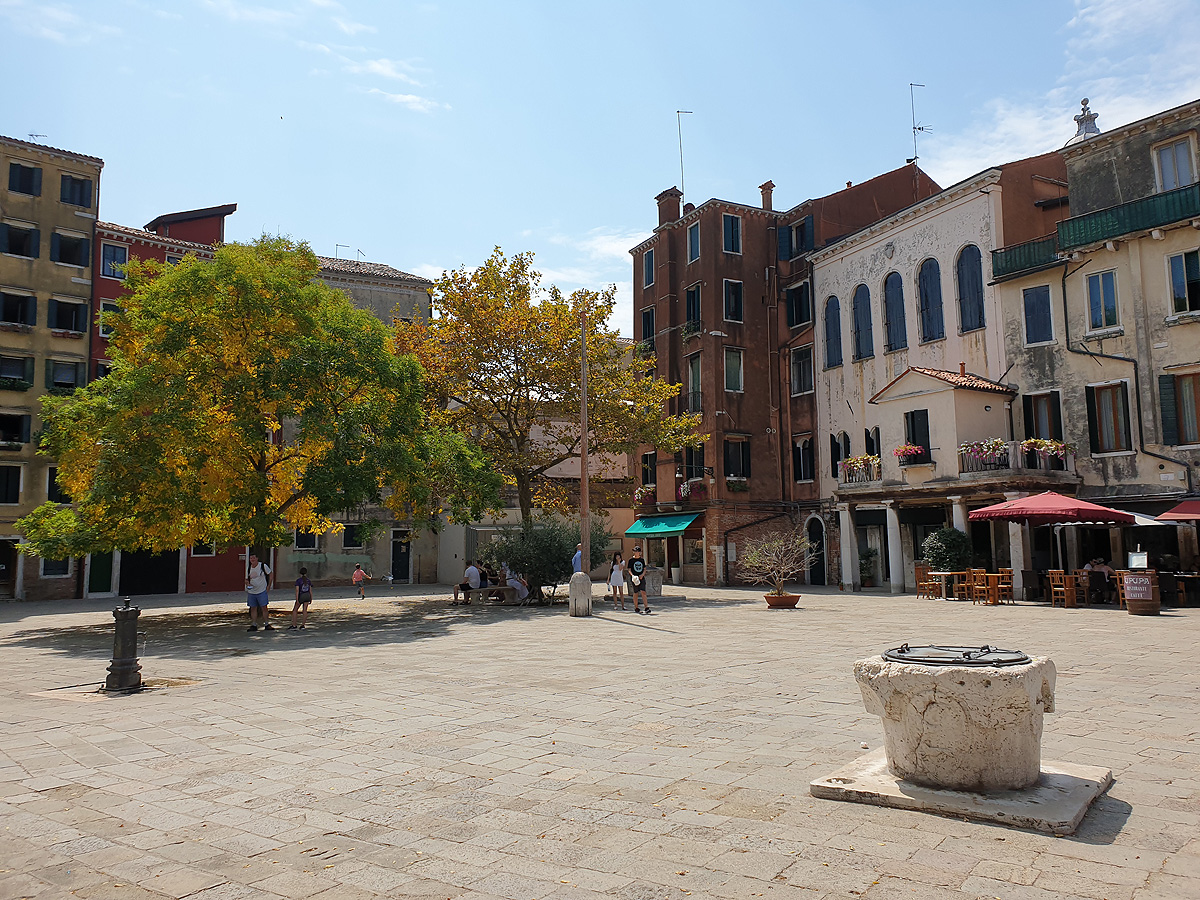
452,560,481,604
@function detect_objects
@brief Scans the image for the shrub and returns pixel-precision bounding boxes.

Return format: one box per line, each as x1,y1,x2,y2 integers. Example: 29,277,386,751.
921,527,973,571
477,515,611,601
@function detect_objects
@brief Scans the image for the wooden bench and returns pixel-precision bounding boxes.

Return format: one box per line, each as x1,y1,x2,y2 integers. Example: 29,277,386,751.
461,586,519,604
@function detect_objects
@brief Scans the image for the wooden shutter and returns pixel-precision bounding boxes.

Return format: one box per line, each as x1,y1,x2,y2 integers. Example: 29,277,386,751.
75,362,86,386
79,238,90,266
32,167,41,196
82,180,92,208
1084,386,1100,454
45,359,54,389
915,410,930,451
830,434,839,478
741,440,751,478
21,357,33,383
29,229,39,258
6,165,16,193
23,295,36,326
47,298,58,329
1022,395,1035,439
19,416,30,444
777,225,791,261
50,233,61,262
800,215,815,251
1119,383,1133,451
1050,391,1064,440
1159,375,1179,446
0,224,7,253
799,282,811,323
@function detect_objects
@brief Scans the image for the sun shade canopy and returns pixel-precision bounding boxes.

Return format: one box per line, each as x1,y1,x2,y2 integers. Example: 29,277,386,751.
1157,499,1200,521
968,491,1136,526
625,512,702,538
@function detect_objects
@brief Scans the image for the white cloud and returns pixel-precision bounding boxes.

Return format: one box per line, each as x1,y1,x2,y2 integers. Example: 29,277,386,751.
201,0,296,25
332,15,375,34
367,88,446,113
308,0,339,7
347,57,421,85
0,0,119,43
409,263,449,282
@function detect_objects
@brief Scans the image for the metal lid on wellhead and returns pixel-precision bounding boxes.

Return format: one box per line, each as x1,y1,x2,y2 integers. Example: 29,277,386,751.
883,644,1030,667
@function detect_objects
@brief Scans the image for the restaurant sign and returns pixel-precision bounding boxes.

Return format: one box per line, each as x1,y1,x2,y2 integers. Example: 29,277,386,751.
1123,574,1153,602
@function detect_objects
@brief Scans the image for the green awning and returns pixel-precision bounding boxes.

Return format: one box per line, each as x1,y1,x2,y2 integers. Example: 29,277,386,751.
625,512,701,538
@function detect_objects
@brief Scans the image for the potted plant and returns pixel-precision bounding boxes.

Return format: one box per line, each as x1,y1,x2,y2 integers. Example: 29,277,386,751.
920,527,973,572
859,546,880,586
893,443,928,465
1019,438,1075,459
633,484,656,507
840,454,881,480
677,480,707,502
738,528,815,608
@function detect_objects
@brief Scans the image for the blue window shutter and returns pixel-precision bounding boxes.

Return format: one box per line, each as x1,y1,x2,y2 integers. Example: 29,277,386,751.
32,167,41,196
50,233,61,262
802,215,815,251
47,298,57,328
1159,375,1178,446
6,165,16,193
800,282,811,323
45,359,53,389
20,416,30,443
30,229,39,258
60,175,69,203
0,223,7,253
22,357,33,384
82,180,92,208
778,225,791,261
24,295,36,326
80,238,90,267
1084,387,1100,454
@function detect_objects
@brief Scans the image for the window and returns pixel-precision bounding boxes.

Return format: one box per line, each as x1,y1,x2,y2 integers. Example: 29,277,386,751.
0,292,35,326
640,451,656,486
830,432,851,478
47,360,85,391
0,414,31,443
1155,137,1196,192
95,361,112,379
0,355,33,387
723,280,743,322
42,557,70,577
643,248,654,287
792,436,814,482
47,466,69,503
191,542,215,557
640,307,655,352
8,163,41,196
294,530,318,550
790,346,813,395
1086,382,1132,453
824,296,842,367
957,244,985,332
1162,373,1200,446
1169,250,1200,313
48,299,88,332
684,443,705,480
864,426,880,456
786,282,811,327
724,347,743,392
903,409,931,463
684,354,701,413
1023,285,1054,344
165,254,183,266
60,174,92,208
722,214,741,253
50,233,89,267
685,284,701,324
342,524,365,549
0,465,18,503
918,258,945,341
101,244,128,279
687,222,700,263
852,284,873,360
99,302,119,338
1086,271,1118,330
0,223,39,258
723,436,750,479
883,272,907,351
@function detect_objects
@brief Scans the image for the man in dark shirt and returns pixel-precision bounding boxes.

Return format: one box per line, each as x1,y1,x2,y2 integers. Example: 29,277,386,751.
628,545,649,614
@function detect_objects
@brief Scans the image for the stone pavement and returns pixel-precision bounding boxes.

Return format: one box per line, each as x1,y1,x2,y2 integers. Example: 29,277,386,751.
0,583,1197,900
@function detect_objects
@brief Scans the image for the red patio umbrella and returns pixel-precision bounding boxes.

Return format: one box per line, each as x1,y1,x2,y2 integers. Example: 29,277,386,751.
968,491,1136,526
1157,499,1200,522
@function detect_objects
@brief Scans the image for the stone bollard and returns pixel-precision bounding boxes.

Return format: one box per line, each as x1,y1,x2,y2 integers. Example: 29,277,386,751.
567,571,592,617
645,566,665,599
104,598,143,692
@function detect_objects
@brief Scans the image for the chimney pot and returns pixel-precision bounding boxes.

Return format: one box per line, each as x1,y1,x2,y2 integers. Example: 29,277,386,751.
683,202,695,214
959,361,966,376
759,180,775,211
655,187,683,227
846,181,853,189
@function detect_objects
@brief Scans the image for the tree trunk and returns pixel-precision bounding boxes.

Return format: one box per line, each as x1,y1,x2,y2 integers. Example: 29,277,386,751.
515,472,535,524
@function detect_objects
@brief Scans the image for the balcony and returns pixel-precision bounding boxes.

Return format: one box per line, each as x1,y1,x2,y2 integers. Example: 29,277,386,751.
958,440,1076,477
634,339,655,359
1058,183,1200,250
681,391,703,414
838,455,881,487
991,235,1060,279
681,319,702,342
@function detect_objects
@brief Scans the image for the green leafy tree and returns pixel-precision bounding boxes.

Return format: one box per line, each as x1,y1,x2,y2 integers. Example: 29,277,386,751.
19,236,499,560
396,248,704,522
921,527,974,571
477,516,611,600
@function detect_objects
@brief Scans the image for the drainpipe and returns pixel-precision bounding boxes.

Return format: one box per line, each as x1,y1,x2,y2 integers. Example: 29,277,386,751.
1060,261,1195,494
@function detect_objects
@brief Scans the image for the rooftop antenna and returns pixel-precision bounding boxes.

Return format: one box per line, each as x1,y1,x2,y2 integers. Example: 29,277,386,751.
28,133,47,142
356,248,365,261
335,243,349,259
676,110,693,206
907,83,931,164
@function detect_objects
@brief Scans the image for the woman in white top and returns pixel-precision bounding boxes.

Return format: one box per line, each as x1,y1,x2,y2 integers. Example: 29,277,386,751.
609,552,626,610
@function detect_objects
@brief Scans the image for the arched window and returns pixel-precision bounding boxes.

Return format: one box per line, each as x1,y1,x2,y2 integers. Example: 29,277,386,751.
957,244,985,332
829,431,851,479
824,296,842,367
852,284,873,360
884,272,906,351
918,258,944,341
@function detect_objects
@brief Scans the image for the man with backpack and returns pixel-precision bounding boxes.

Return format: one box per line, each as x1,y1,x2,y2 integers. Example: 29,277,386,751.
245,552,274,631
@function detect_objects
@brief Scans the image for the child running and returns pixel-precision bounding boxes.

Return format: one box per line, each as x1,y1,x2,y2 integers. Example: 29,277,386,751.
352,563,371,599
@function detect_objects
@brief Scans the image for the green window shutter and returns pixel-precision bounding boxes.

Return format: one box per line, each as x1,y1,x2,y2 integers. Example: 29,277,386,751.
47,298,57,328
1159,375,1179,446
0,224,7,253
50,233,61,262
1050,391,1064,440
742,441,751,478
1022,395,1035,439
60,175,69,203
6,165,16,193
24,295,36,326
20,416,30,443
80,238,90,266
45,359,53,390
22,357,33,383
32,167,41,196
830,434,839,478
82,180,92,208
1084,387,1100,454
30,229,39,258
75,362,86,386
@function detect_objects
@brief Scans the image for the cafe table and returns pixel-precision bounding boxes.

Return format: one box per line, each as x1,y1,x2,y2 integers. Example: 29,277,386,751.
979,572,1006,606
929,571,967,601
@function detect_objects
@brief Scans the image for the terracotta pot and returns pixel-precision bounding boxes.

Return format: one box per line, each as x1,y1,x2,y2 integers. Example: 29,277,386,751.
765,593,800,609
1126,596,1160,616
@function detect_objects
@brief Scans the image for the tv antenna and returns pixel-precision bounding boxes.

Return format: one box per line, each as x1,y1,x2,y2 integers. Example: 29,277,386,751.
335,243,349,258
28,133,47,142
676,110,693,205
356,248,365,261
908,83,931,164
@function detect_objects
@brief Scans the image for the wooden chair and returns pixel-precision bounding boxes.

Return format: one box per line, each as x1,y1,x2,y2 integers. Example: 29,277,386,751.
1115,570,1130,609
955,571,971,602
914,564,942,600
969,568,990,605
1071,570,1093,607
998,568,1014,604
1047,570,1067,607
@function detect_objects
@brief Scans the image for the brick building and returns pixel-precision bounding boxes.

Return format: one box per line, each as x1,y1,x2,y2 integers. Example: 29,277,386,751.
629,165,940,585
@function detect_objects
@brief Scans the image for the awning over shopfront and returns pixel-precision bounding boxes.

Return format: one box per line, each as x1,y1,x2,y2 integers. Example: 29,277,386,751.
968,491,1135,526
1157,500,1200,522
625,512,701,538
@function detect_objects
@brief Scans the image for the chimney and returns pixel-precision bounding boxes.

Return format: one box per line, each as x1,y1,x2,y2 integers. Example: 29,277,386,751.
959,361,966,376
683,202,695,214
655,187,683,227
759,180,775,211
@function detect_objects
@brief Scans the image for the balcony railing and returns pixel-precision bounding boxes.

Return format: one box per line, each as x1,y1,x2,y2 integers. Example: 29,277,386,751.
958,440,1076,476
838,457,882,486
991,235,1060,278
681,319,702,341
634,338,655,359
682,391,703,414
1058,183,1200,250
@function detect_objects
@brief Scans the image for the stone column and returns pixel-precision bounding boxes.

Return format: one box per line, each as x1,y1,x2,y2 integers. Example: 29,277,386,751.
948,495,968,533
883,500,904,593
837,503,858,590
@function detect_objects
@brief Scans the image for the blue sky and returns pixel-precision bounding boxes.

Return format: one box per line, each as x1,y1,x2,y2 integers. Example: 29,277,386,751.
3,0,1198,334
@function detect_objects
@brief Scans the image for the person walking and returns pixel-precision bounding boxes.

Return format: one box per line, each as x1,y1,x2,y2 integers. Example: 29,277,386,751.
628,545,649,614
245,552,273,631
608,552,626,609
572,543,583,574
290,566,314,629
351,563,371,599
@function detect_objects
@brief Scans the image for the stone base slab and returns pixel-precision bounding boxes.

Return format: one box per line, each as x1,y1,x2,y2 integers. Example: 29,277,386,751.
810,749,1112,835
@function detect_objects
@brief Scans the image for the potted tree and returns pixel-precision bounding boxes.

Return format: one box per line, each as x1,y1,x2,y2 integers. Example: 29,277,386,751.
859,546,880,587
738,528,815,608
